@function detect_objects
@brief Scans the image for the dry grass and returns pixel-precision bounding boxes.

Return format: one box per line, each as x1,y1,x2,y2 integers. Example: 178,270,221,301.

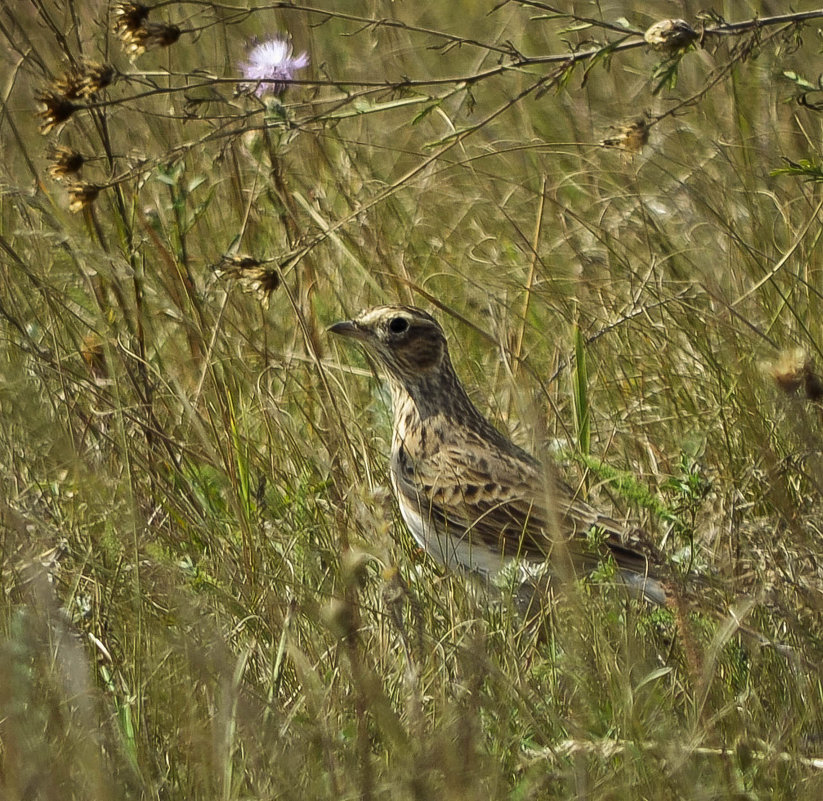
2,1,823,798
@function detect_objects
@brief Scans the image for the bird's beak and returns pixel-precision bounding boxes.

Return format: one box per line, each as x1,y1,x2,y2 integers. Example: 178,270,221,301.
327,319,367,340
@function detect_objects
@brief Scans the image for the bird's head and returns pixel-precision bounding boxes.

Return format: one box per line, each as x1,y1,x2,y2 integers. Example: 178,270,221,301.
329,305,450,384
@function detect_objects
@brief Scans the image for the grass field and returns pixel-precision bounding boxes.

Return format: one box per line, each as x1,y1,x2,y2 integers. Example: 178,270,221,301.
2,1,823,798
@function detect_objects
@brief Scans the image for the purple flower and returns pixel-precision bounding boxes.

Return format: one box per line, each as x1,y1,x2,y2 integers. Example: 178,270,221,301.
240,36,309,97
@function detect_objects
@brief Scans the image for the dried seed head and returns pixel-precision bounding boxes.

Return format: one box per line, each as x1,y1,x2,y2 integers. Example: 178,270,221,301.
601,119,649,153
67,182,100,212
769,347,823,402
79,61,115,96
112,2,150,36
36,91,77,134
54,70,84,100
215,255,280,308
644,19,698,53
769,347,812,394
121,21,181,57
55,61,114,100
47,145,85,179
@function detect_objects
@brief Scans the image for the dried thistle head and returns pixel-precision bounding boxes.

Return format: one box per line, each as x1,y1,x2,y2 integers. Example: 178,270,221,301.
47,145,85,180
55,61,114,99
78,61,115,97
67,182,100,212
36,91,77,134
120,21,181,57
769,347,812,395
54,69,85,100
215,255,280,308
601,119,650,153
644,19,698,53
112,2,150,36
767,347,823,403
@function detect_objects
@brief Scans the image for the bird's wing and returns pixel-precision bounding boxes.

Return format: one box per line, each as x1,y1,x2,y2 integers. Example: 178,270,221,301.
392,436,657,580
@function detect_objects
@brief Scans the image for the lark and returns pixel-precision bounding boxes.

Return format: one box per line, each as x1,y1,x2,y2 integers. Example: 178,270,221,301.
330,305,666,603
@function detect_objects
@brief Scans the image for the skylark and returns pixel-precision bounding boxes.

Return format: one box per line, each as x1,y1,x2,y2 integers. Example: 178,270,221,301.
330,305,667,604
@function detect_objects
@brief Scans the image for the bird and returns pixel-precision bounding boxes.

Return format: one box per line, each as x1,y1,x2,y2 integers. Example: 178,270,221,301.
329,305,668,604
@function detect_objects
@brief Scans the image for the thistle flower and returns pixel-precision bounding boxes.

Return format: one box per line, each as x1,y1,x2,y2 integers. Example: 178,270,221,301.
67,182,100,212
215,255,281,308
644,19,698,53
36,91,77,134
47,145,85,180
239,36,309,97
601,119,649,153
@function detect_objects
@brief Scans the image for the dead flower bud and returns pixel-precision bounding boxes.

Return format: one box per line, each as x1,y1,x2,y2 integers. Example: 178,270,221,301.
47,145,85,180
121,22,181,57
644,19,698,53
601,119,649,153
55,61,115,99
36,91,77,134
768,347,823,401
215,254,281,308
67,182,100,212
78,61,115,96
112,2,150,36
770,347,811,394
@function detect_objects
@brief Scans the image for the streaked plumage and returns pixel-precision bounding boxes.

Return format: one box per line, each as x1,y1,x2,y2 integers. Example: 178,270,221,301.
330,305,666,603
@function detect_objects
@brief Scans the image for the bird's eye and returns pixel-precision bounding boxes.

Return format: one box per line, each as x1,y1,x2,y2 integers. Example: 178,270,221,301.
388,317,409,334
